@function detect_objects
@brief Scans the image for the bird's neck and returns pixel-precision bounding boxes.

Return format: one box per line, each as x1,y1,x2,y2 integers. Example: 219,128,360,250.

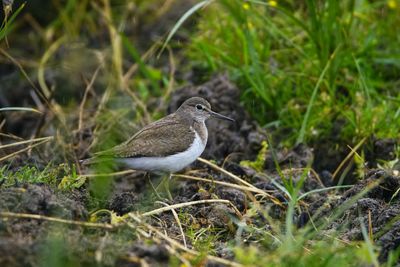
193,120,208,145
174,111,208,145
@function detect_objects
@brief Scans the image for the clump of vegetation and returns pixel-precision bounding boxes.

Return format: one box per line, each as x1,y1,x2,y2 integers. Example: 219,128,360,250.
0,163,80,189
186,0,400,145
240,140,269,172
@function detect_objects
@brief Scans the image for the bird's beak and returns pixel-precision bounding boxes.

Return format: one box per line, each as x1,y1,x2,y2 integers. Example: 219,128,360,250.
207,108,235,122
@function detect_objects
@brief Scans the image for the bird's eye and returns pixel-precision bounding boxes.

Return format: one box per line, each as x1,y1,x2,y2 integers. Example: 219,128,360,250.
196,104,203,110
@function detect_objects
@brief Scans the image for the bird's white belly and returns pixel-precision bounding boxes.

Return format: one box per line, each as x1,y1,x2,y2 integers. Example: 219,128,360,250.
119,132,206,173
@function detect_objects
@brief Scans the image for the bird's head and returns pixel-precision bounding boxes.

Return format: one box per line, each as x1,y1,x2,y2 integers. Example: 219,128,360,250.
177,97,234,123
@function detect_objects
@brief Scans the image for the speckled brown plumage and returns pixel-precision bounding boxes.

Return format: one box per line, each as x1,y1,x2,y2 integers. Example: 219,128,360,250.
108,113,196,158
99,97,212,158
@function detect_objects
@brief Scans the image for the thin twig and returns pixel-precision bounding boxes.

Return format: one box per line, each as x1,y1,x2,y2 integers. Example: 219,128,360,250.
156,201,187,248
332,137,367,180
173,174,280,204
154,46,176,115
78,65,102,132
127,214,244,267
38,37,65,98
174,173,283,207
121,85,152,125
79,169,138,178
0,211,115,229
90,86,112,149
0,119,5,134
368,210,373,242
197,157,256,189
0,138,53,162
0,133,24,141
0,136,53,149
139,199,242,219
0,48,49,105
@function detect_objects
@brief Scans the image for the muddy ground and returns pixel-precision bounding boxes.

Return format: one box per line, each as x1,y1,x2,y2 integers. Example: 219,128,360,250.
0,74,399,266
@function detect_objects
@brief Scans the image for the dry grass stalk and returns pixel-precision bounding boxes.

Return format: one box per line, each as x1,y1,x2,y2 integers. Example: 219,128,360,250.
156,200,188,248
139,199,242,219
174,173,283,207
37,37,65,99
0,132,24,141
121,85,152,125
0,211,115,229
0,136,53,149
368,209,373,242
197,157,256,189
78,169,137,178
332,137,367,180
0,48,49,106
174,173,269,195
127,214,244,267
0,137,53,162
77,65,102,133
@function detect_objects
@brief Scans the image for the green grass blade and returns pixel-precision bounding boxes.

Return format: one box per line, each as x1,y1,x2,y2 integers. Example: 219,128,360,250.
0,3,26,40
297,185,352,201
296,46,340,145
121,34,160,92
269,178,292,201
354,55,372,106
158,0,213,57
360,220,379,267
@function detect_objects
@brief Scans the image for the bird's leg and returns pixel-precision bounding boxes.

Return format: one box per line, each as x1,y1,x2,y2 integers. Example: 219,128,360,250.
164,173,173,201
147,172,163,200
151,173,173,201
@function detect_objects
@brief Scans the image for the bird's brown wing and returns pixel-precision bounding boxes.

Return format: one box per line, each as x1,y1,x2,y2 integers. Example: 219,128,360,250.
103,114,195,158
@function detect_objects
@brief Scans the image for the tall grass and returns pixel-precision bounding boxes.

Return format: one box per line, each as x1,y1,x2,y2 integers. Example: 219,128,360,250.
184,0,400,145
0,2,25,41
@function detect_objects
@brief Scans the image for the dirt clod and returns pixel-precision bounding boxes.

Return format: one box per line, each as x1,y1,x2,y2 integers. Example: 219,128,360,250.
317,170,400,262
127,243,169,262
215,187,247,212
108,192,137,215
0,184,87,219
373,138,397,162
341,170,400,202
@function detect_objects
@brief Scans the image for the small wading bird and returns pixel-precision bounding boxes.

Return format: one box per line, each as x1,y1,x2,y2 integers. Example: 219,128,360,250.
82,97,234,195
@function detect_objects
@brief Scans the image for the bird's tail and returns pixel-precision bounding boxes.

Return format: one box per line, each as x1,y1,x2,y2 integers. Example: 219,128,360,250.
79,156,114,166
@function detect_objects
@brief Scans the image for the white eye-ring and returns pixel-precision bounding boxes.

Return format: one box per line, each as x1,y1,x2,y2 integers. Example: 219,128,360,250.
196,104,203,110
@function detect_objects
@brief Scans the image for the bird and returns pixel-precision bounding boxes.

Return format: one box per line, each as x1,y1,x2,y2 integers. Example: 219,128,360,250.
83,97,234,174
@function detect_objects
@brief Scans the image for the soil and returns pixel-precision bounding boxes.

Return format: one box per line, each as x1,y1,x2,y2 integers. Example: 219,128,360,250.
1,73,399,266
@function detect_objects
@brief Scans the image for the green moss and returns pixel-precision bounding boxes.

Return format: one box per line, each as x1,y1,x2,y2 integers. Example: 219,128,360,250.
0,163,80,189
240,140,268,172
